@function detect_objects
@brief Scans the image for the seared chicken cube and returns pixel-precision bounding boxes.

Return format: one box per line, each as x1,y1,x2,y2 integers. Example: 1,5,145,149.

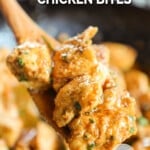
68,89,137,150
125,70,149,98
5,25,138,150
103,42,137,71
31,121,58,150
52,27,98,91
7,42,52,90
53,70,106,127
138,92,150,120
52,27,137,149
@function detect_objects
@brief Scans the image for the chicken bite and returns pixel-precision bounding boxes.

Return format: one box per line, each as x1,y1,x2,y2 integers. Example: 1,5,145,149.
53,70,106,127
125,70,149,98
103,42,137,71
68,88,137,150
52,27,137,149
52,27,98,91
138,92,150,120
5,25,138,150
7,42,52,91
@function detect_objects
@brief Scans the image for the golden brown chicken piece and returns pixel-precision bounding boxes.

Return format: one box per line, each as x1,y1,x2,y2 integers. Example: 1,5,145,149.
103,42,137,71
125,70,149,98
53,72,105,127
0,50,23,147
138,92,150,120
6,26,137,150
52,27,137,150
52,27,98,91
67,78,137,150
0,49,61,150
31,121,58,150
15,121,59,150
7,42,52,90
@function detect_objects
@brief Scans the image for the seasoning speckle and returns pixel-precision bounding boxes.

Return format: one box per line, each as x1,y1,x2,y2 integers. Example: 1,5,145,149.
74,101,81,111
61,53,69,63
89,118,94,124
17,58,24,67
19,74,28,81
129,127,135,134
87,143,95,150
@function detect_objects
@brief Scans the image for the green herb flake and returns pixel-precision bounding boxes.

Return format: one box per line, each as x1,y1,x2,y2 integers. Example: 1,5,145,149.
137,116,149,126
74,101,81,111
87,143,95,150
19,74,28,81
89,118,94,124
23,51,29,55
61,54,69,63
129,127,135,134
19,109,25,116
83,134,88,140
17,58,24,67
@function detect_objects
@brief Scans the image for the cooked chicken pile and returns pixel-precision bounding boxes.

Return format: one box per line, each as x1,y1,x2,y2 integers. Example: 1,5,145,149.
52,27,137,150
7,26,150,150
0,50,59,150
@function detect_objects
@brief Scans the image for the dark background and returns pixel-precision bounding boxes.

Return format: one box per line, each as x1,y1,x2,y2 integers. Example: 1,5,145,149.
0,1,150,73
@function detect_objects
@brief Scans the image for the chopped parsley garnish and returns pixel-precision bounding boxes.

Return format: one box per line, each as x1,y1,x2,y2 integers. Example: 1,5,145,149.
87,143,95,150
83,134,88,140
17,58,24,67
89,118,94,124
61,54,69,63
62,55,67,61
74,101,81,111
19,74,28,81
23,51,29,55
137,116,149,126
129,127,135,134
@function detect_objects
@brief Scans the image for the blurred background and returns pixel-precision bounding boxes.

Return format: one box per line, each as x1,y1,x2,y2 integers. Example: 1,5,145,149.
0,0,150,74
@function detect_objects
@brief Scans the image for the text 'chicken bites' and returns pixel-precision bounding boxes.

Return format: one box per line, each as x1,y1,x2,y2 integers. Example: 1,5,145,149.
6,26,137,150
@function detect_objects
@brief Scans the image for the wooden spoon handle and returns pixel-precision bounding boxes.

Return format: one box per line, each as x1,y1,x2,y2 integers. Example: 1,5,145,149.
0,0,59,48
0,0,34,42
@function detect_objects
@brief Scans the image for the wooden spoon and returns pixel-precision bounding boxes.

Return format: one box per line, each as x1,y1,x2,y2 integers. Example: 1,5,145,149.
0,0,68,147
0,0,60,47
